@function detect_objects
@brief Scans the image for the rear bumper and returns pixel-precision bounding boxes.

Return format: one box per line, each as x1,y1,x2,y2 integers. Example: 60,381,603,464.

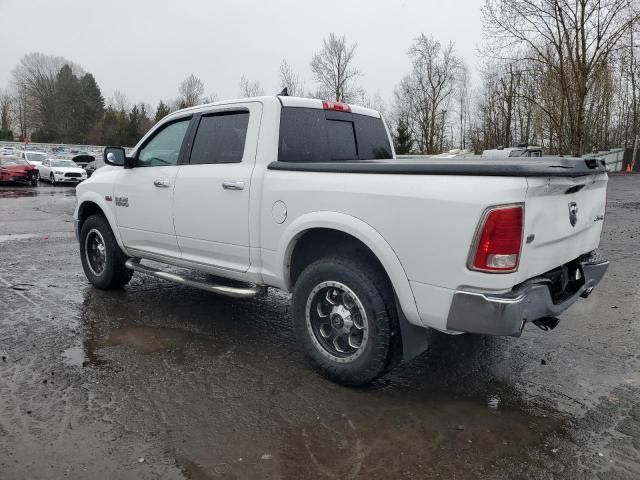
446,254,609,336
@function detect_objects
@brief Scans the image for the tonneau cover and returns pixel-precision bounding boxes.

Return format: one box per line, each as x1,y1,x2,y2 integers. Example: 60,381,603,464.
268,157,607,177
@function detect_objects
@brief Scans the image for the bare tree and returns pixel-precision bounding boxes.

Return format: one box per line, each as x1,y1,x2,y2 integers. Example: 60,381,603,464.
394,35,462,153
239,75,264,97
279,59,305,97
0,90,12,134
482,0,639,155
176,74,205,109
202,92,219,104
10,52,84,138
310,33,361,102
108,90,131,112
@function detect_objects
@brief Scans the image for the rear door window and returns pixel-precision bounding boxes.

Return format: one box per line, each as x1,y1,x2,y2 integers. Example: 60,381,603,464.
189,111,250,164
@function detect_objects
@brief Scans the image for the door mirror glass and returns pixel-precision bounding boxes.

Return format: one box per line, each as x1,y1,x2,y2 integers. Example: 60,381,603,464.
104,147,125,166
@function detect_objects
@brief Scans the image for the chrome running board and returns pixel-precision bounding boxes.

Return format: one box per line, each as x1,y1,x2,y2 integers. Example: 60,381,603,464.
125,259,266,299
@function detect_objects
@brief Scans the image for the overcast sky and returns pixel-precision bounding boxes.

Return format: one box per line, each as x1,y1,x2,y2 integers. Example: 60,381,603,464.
0,0,482,108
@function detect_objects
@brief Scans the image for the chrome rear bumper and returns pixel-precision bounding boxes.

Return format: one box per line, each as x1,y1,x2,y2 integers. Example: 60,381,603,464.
446,254,609,336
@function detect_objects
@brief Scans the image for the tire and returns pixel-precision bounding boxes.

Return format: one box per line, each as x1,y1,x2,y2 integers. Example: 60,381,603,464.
50,173,55,185
292,254,398,386
30,178,37,187
79,214,133,289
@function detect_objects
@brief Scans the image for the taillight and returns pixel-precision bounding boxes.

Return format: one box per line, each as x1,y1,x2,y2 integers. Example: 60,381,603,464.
470,204,523,273
322,100,351,112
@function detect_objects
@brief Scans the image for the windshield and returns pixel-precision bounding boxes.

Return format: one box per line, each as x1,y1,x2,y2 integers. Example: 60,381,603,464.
27,152,47,162
51,160,76,168
1,158,29,166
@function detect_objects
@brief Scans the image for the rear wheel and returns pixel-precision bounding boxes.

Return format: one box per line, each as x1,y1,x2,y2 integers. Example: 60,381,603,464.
79,214,133,289
292,255,397,386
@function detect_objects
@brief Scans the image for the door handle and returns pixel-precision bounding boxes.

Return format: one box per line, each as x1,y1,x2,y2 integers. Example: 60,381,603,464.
222,180,245,191
154,179,170,188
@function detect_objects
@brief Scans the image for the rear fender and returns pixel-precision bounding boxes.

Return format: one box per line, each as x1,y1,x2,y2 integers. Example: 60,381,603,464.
277,211,422,328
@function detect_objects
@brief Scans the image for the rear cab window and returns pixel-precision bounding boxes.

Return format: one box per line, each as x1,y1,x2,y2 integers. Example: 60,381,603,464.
278,106,392,162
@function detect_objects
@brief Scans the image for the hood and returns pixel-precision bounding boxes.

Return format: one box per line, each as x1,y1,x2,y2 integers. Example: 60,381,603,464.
0,164,35,172
52,166,86,174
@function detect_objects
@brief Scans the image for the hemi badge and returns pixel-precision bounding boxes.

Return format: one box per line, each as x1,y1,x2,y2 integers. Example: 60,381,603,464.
105,195,113,202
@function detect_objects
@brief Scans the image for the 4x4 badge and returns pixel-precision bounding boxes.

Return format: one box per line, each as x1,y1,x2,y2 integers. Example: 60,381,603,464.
568,202,578,227
115,196,129,207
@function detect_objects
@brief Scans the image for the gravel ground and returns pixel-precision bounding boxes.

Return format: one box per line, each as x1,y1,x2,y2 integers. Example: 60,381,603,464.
0,175,639,480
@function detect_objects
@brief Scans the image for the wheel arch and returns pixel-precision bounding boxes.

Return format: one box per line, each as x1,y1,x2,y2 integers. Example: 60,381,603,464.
75,194,128,253
278,212,422,327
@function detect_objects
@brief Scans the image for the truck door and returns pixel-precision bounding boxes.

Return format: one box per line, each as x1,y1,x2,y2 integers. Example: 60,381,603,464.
172,103,262,272
114,116,192,258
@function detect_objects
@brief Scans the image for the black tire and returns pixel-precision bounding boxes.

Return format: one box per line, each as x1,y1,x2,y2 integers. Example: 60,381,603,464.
79,214,133,289
49,173,55,185
292,254,398,386
30,178,37,187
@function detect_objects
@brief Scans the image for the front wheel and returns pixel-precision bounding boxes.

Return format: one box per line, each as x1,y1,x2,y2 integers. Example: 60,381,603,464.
79,214,133,289
292,255,398,386
49,173,55,185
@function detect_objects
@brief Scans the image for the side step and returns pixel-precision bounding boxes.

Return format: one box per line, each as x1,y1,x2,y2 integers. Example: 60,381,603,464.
125,259,267,299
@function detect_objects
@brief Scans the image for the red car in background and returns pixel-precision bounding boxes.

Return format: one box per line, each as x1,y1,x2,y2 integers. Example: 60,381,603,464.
0,158,38,186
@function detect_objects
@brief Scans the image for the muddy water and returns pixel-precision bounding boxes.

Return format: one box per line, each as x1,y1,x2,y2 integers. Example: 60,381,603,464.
1,178,640,479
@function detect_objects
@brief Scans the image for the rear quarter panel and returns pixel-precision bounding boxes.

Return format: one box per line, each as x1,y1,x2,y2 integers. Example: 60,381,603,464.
260,170,528,328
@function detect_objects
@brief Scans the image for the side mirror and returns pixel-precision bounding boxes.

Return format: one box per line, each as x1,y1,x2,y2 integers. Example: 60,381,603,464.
104,146,126,166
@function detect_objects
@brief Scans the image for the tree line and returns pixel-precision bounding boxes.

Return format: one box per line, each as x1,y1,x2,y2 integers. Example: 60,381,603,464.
0,0,638,156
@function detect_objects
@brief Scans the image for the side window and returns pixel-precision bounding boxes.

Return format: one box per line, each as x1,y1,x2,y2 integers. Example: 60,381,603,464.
138,119,190,167
189,111,250,164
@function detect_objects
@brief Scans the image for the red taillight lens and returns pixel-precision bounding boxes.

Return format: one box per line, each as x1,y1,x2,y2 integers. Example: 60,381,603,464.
471,205,523,273
322,100,352,112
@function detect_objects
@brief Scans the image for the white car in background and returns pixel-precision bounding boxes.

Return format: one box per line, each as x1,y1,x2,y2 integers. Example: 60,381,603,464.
38,158,87,185
19,150,48,167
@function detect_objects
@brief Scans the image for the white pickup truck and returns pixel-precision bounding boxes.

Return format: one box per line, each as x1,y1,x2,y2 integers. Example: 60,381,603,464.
74,96,609,385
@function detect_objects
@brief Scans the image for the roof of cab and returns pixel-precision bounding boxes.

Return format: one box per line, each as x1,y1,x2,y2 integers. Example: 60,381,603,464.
164,95,381,121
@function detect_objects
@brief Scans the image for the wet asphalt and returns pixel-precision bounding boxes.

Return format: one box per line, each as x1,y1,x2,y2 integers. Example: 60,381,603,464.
0,176,639,480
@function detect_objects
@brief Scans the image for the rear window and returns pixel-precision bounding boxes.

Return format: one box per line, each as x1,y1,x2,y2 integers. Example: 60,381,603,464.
189,111,249,164
278,107,392,162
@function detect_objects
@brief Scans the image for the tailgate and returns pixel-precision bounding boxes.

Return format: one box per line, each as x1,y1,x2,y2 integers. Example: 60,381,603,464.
519,173,608,280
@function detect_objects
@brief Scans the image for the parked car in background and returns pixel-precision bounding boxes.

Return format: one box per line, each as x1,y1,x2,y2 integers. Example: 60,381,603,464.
38,158,87,185
0,157,38,186
84,158,105,177
0,146,18,158
72,153,95,169
19,150,48,169
482,144,543,158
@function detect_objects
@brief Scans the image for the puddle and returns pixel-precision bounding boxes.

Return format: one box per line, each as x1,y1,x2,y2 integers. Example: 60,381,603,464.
0,187,76,198
61,345,86,367
0,231,75,243
87,326,195,357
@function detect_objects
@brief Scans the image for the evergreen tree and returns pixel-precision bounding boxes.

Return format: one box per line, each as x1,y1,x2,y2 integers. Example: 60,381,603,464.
155,100,170,122
78,73,104,144
393,117,414,154
55,64,80,143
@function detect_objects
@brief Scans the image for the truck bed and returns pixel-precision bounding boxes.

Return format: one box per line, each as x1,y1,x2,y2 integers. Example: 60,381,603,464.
268,157,607,178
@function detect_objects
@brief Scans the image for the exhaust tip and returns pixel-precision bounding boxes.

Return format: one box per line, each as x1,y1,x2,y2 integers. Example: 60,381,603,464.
580,286,595,298
532,317,559,332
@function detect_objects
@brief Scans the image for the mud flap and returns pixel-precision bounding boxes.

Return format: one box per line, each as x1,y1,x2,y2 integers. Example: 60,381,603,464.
395,297,431,363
